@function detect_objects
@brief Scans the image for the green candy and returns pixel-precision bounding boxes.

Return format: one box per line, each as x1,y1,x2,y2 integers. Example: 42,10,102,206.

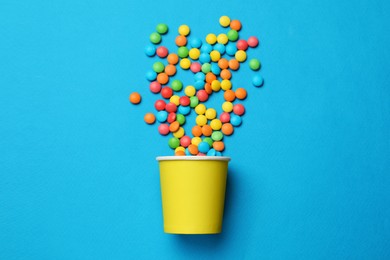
201,63,211,73
150,32,161,44
190,96,199,108
211,131,223,141
168,137,180,149
249,58,261,71
176,114,186,125
171,80,183,91
227,30,239,42
156,24,168,34
177,46,189,58
153,61,165,73
203,137,213,147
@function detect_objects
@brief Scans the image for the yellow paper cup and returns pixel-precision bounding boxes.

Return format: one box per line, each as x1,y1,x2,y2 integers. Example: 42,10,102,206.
157,156,231,234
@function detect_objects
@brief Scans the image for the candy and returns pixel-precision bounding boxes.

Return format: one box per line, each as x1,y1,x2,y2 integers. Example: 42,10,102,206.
177,46,189,58
146,70,157,81
199,53,211,63
156,111,168,122
155,99,166,110
222,101,233,112
178,24,190,36
168,137,180,149
171,80,183,92
228,59,240,70
249,58,261,70
194,72,205,82
165,102,177,113
226,42,237,56
220,79,232,90
167,112,176,123
184,85,196,96
217,34,228,45
144,113,155,124
196,115,207,126
178,105,190,115
205,108,217,119
188,144,199,155
247,36,259,47
220,112,230,123
235,50,247,62
233,104,245,115
150,32,161,44
150,81,162,93
180,136,191,147
179,96,190,106
176,114,186,125
164,64,176,76
230,114,242,126
173,127,185,138
201,125,212,136
201,43,213,53
144,44,156,57
235,88,247,100
220,69,231,80
167,53,179,64
156,23,168,34
156,46,169,58
236,39,248,51
190,37,202,48
169,95,180,105
219,16,231,27
157,72,169,84
211,131,223,141
252,74,264,87
153,62,165,73
210,119,222,130
221,123,234,135
218,58,229,69
169,121,180,132
203,137,213,147
179,58,191,69
207,148,217,156
197,90,209,102
158,124,170,135
161,87,173,99
213,141,225,151
175,35,187,46
206,33,217,45
190,62,201,73
198,142,210,153
224,89,236,102
195,104,206,115
230,20,241,31
214,43,226,54
211,80,221,92
192,125,202,137
175,150,186,156
189,96,199,107
227,30,239,42
211,63,221,75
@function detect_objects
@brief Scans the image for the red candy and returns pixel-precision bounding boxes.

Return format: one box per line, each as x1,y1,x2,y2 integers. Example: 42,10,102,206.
155,99,166,111
179,96,190,106
196,90,209,102
150,81,162,93
180,135,191,147
158,124,170,135
233,104,245,115
156,46,169,58
167,112,176,123
190,62,201,73
236,39,248,51
220,112,230,123
161,87,173,99
165,102,177,113
247,36,259,48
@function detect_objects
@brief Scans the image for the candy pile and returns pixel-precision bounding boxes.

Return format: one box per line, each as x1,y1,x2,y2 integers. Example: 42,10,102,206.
130,15,264,156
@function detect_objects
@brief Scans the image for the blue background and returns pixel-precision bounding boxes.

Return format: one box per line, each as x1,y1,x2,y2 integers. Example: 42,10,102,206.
1,0,389,259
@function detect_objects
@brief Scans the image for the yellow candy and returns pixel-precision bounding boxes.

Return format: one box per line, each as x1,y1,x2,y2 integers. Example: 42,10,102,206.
196,115,208,126
178,24,190,36
205,108,217,119
195,104,206,115
175,146,185,153
235,50,247,62
170,95,180,105
210,119,222,130
210,50,221,62
184,85,196,97
217,34,228,44
211,80,221,92
180,58,191,69
191,137,202,145
189,48,200,60
173,127,185,138
219,15,231,27
206,33,217,45
221,79,232,90
222,101,233,112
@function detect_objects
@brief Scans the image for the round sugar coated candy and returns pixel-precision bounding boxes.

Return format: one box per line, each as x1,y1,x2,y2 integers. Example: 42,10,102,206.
235,50,247,62
149,81,162,93
204,83,212,94
214,43,226,54
235,88,247,100
252,74,264,87
220,112,230,123
168,137,180,149
222,101,233,112
158,124,170,135
226,43,237,56
220,69,231,80
201,43,213,53
176,114,186,125
144,44,156,57
156,23,168,34
196,115,207,126
211,131,223,141
180,58,191,69
190,37,202,48
192,137,202,146
217,34,228,45
199,53,211,63
233,104,245,115
144,113,155,124
227,30,239,42
210,119,222,130
211,80,221,92
129,92,141,104
221,123,234,135
203,137,213,147
175,150,186,156
211,63,221,75
195,104,206,115
167,53,179,64
207,148,217,156
167,112,176,123
205,72,216,84
236,39,248,51
198,142,210,153
177,46,189,58
205,108,217,119
156,110,168,122
165,102,177,113
185,85,196,96
189,48,200,60
197,90,209,102
173,127,185,138
180,136,191,147
230,20,242,31
228,59,240,70
190,96,199,107
153,62,165,73
249,58,261,70
190,62,201,73
175,35,187,46
157,73,169,84
219,15,231,27
171,80,183,91
164,64,176,76
170,95,180,105
192,125,202,137
161,87,173,99
156,46,169,58
150,32,161,44
221,79,232,90
224,89,236,102
155,99,166,110
178,105,190,115
213,141,225,151
178,24,190,36
145,70,157,81
218,58,229,69
188,144,199,155
194,80,204,90
175,145,185,152
247,36,259,47
230,114,242,126
194,72,205,81
201,125,212,136
206,33,217,45
179,96,190,106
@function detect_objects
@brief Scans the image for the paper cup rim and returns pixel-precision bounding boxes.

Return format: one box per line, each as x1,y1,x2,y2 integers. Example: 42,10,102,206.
156,156,231,162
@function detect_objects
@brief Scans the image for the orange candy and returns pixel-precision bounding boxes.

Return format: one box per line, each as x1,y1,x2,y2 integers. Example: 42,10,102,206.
157,73,169,84
224,89,236,102
175,150,186,156
175,35,187,46
213,141,225,151
169,121,180,132
129,92,141,104
228,59,240,71
221,123,234,135
167,53,179,65
220,69,232,80
230,20,242,31
192,125,202,137
144,113,155,124
201,125,213,136
205,72,217,84
204,83,213,94
164,64,176,76
188,144,199,155
218,58,229,69
235,87,247,100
